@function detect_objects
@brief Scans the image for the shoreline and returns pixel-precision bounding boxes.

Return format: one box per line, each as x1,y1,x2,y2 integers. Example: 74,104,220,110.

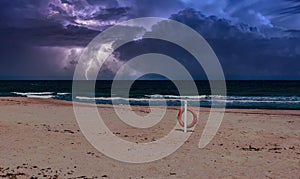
0,97,299,178
2,96,300,110
1,97,300,116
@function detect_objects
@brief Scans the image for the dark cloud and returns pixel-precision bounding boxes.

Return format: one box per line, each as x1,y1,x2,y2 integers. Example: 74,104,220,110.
89,7,130,20
208,38,300,79
0,1,299,79
168,9,300,79
85,0,119,7
0,44,69,79
0,1,129,47
285,29,300,37
279,0,300,14
170,8,261,39
0,0,133,47
0,23,100,47
120,0,186,17
104,8,300,80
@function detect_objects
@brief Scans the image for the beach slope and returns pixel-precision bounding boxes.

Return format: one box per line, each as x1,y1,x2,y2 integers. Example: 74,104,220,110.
0,97,299,178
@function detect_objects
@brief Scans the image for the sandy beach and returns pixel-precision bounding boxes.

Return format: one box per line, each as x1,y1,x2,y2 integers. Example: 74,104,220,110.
0,97,299,178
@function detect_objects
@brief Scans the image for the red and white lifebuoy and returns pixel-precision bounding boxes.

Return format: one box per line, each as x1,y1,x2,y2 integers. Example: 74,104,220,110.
177,107,198,128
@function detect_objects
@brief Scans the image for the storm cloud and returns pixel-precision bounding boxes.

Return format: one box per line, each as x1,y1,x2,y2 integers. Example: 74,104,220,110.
0,0,299,79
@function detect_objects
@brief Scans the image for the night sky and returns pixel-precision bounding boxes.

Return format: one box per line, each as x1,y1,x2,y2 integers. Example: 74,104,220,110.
0,0,299,80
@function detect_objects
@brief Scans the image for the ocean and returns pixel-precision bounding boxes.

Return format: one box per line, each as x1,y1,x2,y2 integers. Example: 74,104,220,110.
0,80,299,109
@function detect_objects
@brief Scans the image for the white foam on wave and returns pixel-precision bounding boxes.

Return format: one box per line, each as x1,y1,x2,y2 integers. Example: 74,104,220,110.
57,93,69,95
209,99,300,104
76,96,170,102
12,92,54,95
76,95,300,104
12,92,56,99
145,94,207,99
26,95,55,99
13,91,299,105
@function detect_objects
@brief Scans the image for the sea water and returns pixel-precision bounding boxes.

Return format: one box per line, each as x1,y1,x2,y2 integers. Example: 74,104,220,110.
0,80,299,109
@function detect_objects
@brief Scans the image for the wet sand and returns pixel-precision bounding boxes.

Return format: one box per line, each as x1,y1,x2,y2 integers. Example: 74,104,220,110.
0,97,299,178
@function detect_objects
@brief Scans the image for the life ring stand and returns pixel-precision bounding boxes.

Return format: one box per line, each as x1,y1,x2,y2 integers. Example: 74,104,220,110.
177,107,198,128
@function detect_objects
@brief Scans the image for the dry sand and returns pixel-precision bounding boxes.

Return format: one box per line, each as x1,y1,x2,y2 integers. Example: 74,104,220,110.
0,97,299,178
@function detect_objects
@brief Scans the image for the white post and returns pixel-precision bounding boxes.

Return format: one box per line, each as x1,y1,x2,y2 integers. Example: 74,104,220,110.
184,100,187,133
